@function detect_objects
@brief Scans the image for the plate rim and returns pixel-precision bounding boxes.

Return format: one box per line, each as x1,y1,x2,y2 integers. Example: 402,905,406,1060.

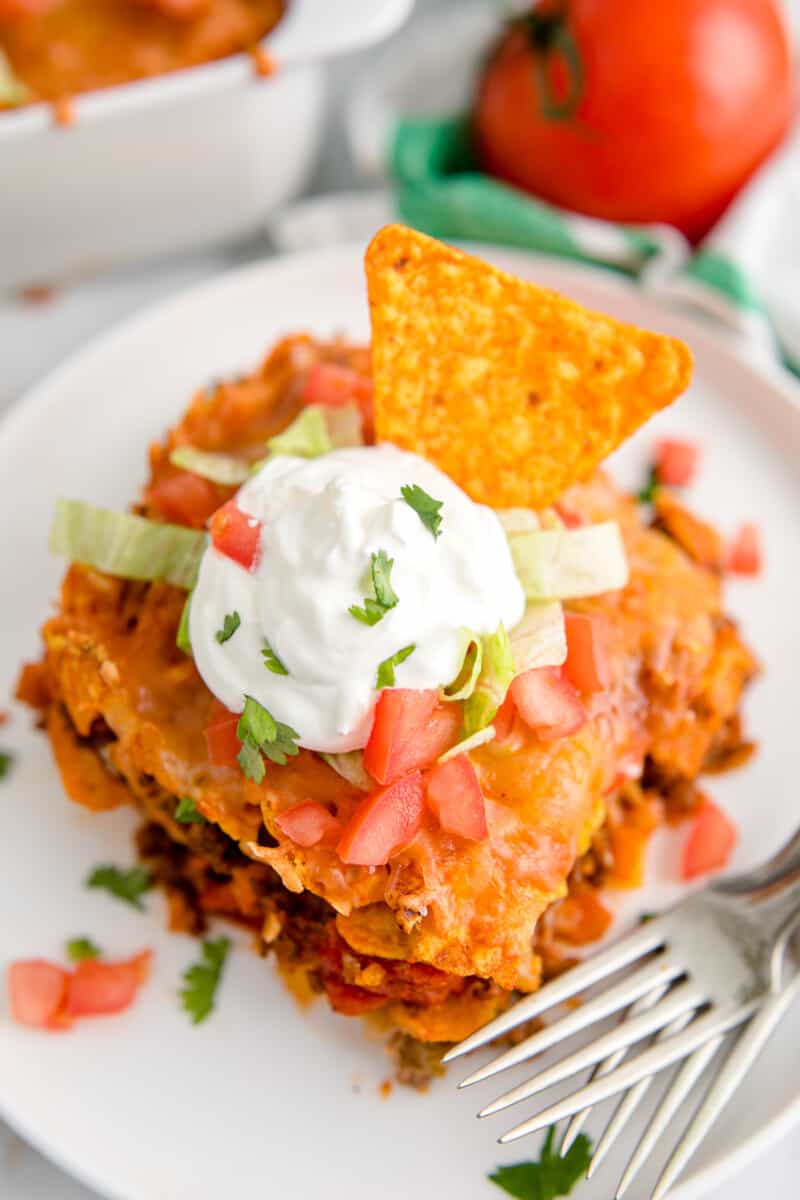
1,241,798,1200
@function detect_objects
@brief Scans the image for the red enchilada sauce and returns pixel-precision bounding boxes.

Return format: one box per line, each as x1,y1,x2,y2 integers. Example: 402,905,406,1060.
0,0,284,107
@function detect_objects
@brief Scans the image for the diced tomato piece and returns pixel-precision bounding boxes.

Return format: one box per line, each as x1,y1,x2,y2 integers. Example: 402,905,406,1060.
510,668,587,740
726,523,762,577
492,691,517,742
363,689,460,785
655,438,701,487
563,613,611,694
209,500,262,571
323,977,388,1015
554,503,585,529
425,755,488,841
337,772,426,866
147,471,221,529
65,951,152,1018
275,801,341,848
7,960,69,1029
681,800,738,881
302,362,373,421
204,700,241,767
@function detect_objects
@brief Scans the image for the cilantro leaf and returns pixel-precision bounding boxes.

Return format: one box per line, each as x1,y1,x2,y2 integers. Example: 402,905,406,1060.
215,611,241,644
175,796,207,825
179,935,231,1025
237,695,276,747
349,597,389,627
237,739,265,784
86,864,152,910
376,644,416,689
489,1128,592,1200
371,549,398,609
0,751,13,781
234,696,299,778
66,937,101,962
349,550,399,625
401,483,443,539
260,721,301,766
262,638,289,675
637,465,660,505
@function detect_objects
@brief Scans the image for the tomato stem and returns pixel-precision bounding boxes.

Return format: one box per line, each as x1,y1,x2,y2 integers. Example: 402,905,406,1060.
515,6,584,121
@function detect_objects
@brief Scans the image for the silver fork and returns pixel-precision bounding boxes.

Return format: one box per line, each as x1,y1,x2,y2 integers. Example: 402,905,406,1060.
445,826,800,1190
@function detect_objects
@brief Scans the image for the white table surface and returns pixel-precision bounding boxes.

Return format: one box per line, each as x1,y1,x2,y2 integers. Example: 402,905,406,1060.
1,0,798,1193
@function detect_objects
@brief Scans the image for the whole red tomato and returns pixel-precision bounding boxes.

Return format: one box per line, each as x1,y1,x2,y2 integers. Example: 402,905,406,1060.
474,0,793,240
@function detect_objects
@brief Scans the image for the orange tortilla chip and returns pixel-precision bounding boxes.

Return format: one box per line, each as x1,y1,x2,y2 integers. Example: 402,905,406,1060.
366,225,693,508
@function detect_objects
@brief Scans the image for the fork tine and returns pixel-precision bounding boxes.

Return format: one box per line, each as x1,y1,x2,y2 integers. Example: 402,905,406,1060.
615,1036,722,1198
586,1008,693,1179
497,1001,756,1143
560,985,670,1156
442,924,663,1063
480,980,703,1117
651,974,800,1200
460,956,680,1089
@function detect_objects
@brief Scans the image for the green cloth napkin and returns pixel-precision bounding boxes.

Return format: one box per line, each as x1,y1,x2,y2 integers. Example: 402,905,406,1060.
390,113,785,366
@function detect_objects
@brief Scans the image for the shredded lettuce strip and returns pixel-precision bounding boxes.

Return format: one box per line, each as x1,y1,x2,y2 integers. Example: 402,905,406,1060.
169,446,250,486
438,725,496,764
509,601,567,675
507,522,629,600
50,499,207,590
0,50,29,107
321,751,372,792
169,404,364,485
495,507,540,536
176,591,194,654
441,631,483,702
324,403,364,449
463,624,515,736
268,406,332,458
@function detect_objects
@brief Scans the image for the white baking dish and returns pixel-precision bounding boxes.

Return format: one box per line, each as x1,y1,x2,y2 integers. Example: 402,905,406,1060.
0,0,413,290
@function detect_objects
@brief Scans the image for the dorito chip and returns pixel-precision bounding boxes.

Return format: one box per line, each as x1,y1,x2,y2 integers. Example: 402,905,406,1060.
366,225,693,509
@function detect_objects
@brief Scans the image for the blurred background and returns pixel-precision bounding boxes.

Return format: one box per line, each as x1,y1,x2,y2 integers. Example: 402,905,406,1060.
2,0,800,410
1,0,799,1194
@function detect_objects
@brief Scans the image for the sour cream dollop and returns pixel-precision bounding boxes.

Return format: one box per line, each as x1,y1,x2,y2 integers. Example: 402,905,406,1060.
190,445,525,753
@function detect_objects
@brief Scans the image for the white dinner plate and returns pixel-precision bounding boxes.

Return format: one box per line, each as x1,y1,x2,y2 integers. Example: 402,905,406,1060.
1,244,798,1200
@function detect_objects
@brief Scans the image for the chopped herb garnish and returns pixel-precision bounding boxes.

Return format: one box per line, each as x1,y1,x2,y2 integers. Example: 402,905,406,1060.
401,483,443,539
235,695,300,781
0,751,12,781
176,591,193,655
66,937,101,963
349,549,399,625
637,465,660,505
180,935,231,1025
349,597,388,627
489,1128,592,1200
376,644,416,689
237,695,277,747
260,721,301,766
175,796,207,824
215,611,241,644
86,864,152,910
371,549,399,608
237,739,265,784
262,638,289,675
